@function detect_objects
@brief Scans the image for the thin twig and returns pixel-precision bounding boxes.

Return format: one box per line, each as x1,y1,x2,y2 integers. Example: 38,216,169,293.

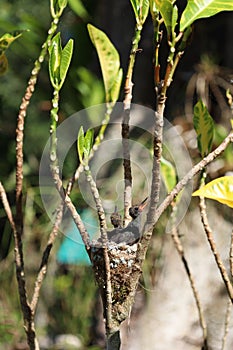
15,17,60,235
122,26,142,225
84,167,113,333
199,196,233,302
30,203,64,314
85,167,107,239
155,131,233,226
221,299,232,350
0,182,38,349
170,203,207,347
122,109,132,225
137,131,233,271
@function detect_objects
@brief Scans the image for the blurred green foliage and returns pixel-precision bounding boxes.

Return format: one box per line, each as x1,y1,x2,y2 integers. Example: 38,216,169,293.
0,0,105,348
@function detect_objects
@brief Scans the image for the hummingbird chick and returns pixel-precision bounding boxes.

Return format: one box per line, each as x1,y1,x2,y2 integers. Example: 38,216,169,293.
110,206,123,228
108,197,148,245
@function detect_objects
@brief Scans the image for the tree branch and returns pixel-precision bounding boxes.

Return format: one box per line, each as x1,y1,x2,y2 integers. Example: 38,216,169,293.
155,131,233,225
170,204,207,347
15,18,60,236
0,182,39,349
199,196,233,303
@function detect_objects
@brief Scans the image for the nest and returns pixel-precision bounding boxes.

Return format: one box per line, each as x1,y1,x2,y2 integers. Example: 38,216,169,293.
90,241,142,324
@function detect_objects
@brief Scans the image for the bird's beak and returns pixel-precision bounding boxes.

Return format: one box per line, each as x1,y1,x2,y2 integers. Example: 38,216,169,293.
138,197,149,211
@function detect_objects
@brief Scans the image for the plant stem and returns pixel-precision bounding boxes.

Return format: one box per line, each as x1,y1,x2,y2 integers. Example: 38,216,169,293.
155,131,233,225
84,167,113,334
199,196,233,302
170,203,207,347
0,182,39,349
15,16,61,236
122,26,142,225
221,299,231,350
49,89,90,248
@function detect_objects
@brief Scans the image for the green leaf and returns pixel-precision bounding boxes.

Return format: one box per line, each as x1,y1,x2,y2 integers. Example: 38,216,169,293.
87,24,122,104
50,0,68,17
171,5,178,37
0,30,25,56
60,38,74,88
160,157,177,193
84,128,94,160
49,34,73,89
149,0,159,20
140,0,150,24
130,0,140,22
109,68,123,104
68,0,89,19
154,0,175,36
193,100,215,157
130,0,149,26
49,33,62,88
77,126,85,163
192,176,233,208
0,54,8,76
180,0,233,32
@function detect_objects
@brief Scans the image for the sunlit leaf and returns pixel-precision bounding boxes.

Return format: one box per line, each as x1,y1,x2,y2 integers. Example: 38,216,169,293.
109,68,123,104
149,0,159,20
171,5,178,37
161,157,177,193
141,0,150,25
87,24,122,103
180,0,233,32
192,176,233,208
50,0,68,17
77,126,85,163
154,0,175,35
84,128,94,160
49,33,62,88
193,100,214,157
60,38,74,88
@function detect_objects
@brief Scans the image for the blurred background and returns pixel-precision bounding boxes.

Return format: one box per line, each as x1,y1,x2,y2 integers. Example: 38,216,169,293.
0,0,233,349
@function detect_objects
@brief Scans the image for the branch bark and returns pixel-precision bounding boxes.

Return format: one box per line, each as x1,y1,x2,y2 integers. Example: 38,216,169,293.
199,196,233,303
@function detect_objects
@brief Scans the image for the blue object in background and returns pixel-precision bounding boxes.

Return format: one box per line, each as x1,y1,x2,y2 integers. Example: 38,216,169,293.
57,209,98,266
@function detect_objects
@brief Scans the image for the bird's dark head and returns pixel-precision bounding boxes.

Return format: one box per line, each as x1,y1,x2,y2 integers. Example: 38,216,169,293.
129,197,148,219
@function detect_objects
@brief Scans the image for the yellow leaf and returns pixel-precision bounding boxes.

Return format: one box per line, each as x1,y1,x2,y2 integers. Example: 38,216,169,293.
192,176,233,208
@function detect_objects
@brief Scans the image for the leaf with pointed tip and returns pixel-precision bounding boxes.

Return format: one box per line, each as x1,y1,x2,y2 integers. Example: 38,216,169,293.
149,0,159,19
193,100,214,157
180,0,233,32
59,38,74,88
84,128,94,160
155,0,175,36
49,33,62,88
130,0,140,22
171,5,178,37
140,0,150,25
192,176,233,208
77,126,85,163
50,0,68,17
87,24,122,104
